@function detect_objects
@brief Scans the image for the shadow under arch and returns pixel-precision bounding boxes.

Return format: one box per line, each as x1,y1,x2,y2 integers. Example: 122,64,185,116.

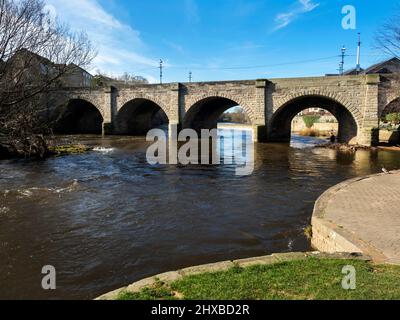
184,96,252,132
54,99,104,134
381,97,400,118
269,95,359,144
115,98,169,135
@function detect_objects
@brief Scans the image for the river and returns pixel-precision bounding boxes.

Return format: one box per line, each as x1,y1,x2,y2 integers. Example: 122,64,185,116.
1,133,400,299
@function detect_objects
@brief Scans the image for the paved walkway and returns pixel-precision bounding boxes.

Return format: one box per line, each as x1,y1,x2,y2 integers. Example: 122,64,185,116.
312,171,400,265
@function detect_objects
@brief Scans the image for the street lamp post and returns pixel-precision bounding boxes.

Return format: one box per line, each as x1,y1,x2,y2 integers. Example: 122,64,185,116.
159,59,163,84
339,46,346,76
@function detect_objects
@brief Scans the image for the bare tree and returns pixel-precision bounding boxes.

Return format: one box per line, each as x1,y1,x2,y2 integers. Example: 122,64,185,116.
118,73,148,84
91,71,148,87
376,12,400,58
0,0,96,158
219,108,251,124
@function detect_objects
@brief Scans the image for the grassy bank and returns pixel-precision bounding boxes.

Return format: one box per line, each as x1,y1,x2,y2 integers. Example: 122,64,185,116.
117,259,400,300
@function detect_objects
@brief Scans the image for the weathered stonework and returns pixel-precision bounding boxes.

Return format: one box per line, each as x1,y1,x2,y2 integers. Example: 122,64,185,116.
52,74,400,146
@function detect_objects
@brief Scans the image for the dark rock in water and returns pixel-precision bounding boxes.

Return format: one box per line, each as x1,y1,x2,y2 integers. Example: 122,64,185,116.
0,144,14,160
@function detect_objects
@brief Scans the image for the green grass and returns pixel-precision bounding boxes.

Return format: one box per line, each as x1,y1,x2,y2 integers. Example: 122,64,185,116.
117,259,400,300
49,144,92,155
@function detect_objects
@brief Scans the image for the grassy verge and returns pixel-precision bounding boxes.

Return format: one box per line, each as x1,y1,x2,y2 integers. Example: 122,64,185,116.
117,259,400,300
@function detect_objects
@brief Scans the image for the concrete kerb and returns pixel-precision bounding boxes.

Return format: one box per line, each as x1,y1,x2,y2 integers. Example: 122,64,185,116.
311,170,400,264
95,252,371,300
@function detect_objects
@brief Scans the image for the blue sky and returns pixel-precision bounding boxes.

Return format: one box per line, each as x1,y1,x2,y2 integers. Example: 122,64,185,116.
45,0,399,83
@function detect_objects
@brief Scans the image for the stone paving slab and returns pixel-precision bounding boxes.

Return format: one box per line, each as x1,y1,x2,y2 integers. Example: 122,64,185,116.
312,171,400,265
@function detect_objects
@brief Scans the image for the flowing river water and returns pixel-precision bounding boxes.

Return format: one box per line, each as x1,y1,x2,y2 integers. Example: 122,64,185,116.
1,133,400,299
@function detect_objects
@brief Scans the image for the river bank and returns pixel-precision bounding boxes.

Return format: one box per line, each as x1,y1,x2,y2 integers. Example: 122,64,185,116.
378,145,400,152
0,135,93,160
315,142,400,153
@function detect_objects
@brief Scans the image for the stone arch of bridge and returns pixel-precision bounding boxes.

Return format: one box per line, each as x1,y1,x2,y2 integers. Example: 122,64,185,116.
115,98,169,135
54,98,104,134
183,95,254,132
269,94,360,144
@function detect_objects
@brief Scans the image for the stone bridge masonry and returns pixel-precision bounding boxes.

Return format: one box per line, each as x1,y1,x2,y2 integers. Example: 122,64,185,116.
51,73,400,146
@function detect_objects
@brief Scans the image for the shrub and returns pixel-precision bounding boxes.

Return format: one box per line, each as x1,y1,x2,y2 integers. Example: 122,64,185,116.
385,113,400,126
302,115,321,128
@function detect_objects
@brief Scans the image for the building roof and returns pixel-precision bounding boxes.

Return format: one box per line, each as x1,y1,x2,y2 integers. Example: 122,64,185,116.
11,48,53,66
343,67,365,75
363,57,400,74
67,63,93,77
340,57,400,76
10,49,93,77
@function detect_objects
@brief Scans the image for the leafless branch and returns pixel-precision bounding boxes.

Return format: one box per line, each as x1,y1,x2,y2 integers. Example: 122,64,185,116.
0,0,96,158
376,12,400,58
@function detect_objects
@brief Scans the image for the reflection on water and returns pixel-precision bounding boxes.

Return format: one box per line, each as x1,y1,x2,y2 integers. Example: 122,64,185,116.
290,134,328,149
0,133,400,299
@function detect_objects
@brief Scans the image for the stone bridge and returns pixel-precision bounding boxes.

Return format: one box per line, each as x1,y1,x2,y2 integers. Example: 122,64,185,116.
50,74,400,146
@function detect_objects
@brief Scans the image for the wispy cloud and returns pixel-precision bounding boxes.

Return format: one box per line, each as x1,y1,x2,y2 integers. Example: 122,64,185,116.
184,0,200,23
273,0,320,31
45,0,160,81
163,40,184,54
229,42,265,52
232,1,262,17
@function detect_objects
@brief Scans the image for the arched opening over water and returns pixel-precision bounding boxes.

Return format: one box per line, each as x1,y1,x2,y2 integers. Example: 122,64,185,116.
379,97,400,144
291,108,339,141
218,106,251,125
269,95,358,144
54,99,104,134
115,99,169,135
381,97,400,121
184,97,252,132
